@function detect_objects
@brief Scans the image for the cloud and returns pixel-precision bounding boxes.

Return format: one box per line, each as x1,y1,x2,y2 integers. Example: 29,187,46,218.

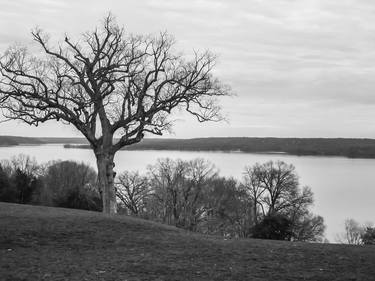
1,0,375,137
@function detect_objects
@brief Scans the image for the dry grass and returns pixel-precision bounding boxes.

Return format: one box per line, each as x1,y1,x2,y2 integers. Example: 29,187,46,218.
0,202,374,281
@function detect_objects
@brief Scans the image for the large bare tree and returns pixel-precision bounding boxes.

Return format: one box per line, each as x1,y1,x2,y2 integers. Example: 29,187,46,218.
0,15,230,214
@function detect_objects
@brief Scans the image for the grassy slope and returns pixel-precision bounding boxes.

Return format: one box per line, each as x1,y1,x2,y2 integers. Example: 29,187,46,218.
0,203,374,281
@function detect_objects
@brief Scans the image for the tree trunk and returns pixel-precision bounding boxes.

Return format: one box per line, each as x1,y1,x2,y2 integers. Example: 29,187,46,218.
96,152,117,214
253,199,258,225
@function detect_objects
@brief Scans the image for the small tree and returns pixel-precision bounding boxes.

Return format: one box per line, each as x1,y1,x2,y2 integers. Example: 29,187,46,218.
0,15,230,214
242,165,265,224
242,161,325,241
201,177,253,237
361,227,375,245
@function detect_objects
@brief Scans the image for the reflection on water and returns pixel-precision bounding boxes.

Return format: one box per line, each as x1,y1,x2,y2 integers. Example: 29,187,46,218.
1,144,374,242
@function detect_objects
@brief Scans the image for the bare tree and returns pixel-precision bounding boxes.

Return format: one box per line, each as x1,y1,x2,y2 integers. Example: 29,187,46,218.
202,177,253,238
147,158,216,230
335,218,364,245
244,161,300,216
0,15,230,213
242,165,266,224
242,161,325,241
115,171,150,215
0,154,40,177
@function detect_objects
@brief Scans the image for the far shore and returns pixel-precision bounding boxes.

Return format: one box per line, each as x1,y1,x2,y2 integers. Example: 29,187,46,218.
2,135,375,159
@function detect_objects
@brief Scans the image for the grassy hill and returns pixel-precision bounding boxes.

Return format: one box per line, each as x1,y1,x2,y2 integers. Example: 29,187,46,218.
0,203,374,280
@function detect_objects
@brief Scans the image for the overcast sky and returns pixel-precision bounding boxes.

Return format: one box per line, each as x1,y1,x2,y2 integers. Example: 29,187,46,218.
1,0,375,138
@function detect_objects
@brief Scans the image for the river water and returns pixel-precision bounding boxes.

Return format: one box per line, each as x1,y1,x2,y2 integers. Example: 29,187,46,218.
1,144,374,242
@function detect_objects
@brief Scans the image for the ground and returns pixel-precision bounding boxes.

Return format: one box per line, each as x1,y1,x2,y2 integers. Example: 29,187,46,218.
0,203,374,281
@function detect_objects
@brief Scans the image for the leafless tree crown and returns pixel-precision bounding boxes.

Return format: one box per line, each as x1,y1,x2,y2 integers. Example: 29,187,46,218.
0,15,230,152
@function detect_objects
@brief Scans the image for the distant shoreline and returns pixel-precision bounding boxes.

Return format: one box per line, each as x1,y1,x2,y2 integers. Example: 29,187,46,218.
3,135,375,159
62,143,289,155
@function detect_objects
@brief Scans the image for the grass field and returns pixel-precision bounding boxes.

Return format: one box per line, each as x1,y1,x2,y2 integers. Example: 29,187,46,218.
1,203,374,280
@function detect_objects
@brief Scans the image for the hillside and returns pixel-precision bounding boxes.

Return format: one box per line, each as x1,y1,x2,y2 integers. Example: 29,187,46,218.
0,203,374,280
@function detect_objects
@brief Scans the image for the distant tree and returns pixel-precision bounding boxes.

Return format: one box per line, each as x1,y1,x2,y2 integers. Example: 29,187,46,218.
361,227,375,245
291,213,325,242
200,177,253,237
242,165,265,224
115,171,150,215
250,161,300,215
9,154,40,177
335,218,364,245
147,158,216,230
242,161,325,241
0,15,230,214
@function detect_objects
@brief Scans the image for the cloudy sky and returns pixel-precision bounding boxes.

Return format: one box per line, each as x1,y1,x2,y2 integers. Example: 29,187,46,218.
1,0,375,138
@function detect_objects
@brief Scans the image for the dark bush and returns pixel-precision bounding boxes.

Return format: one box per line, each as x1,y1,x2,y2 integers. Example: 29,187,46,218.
0,165,40,204
361,227,375,245
55,187,102,211
252,214,293,240
12,169,37,204
0,165,15,202
42,161,102,211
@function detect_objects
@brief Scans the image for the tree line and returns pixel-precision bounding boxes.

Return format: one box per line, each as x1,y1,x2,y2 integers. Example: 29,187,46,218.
0,154,326,241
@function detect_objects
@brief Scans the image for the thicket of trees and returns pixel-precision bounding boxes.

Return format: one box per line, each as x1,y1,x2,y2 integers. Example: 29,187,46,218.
0,155,101,211
115,159,325,241
116,159,253,237
0,155,325,241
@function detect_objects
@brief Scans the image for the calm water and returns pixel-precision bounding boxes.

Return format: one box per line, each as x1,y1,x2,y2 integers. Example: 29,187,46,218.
1,144,374,242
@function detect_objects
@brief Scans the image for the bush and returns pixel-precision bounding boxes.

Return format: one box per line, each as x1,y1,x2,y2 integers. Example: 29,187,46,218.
55,187,102,211
0,164,14,202
362,227,375,245
40,160,102,211
252,214,293,240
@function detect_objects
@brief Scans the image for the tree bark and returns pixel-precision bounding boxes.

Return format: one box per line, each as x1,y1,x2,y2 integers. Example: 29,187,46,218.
96,152,117,214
